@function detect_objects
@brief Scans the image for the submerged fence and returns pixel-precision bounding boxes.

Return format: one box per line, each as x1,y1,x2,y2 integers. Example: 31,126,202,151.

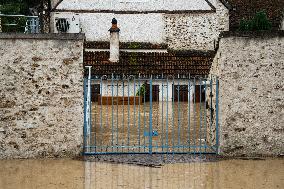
83,72,219,155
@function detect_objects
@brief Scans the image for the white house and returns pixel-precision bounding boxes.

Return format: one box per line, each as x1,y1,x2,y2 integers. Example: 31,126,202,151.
50,0,229,51
51,0,227,101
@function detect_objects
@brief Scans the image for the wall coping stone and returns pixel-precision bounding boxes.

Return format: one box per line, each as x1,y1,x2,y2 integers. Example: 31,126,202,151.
0,33,85,40
220,31,284,38
84,41,168,49
53,9,216,14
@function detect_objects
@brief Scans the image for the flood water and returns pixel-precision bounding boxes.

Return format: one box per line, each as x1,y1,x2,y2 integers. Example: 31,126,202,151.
0,158,283,189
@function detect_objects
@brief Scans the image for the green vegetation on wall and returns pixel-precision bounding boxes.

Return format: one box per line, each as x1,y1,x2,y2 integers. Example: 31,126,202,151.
239,11,272,31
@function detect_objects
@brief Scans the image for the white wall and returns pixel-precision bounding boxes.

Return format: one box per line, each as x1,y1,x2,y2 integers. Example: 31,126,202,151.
98,80,196,102
51,12,164,43
81,13,164,43
100,81,141,96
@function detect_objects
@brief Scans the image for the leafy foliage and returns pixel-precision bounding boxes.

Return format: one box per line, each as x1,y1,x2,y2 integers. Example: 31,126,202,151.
238,11,272,31
1,16,27,32
0,0,40,15
128,42,141,49
0,0,42,32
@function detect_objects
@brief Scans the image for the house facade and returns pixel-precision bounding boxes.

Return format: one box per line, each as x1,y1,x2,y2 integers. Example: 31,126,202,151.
50,0,230,101
51,0,229,51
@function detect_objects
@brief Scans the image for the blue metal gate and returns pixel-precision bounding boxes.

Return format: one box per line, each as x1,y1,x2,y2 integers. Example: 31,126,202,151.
83,73,219,155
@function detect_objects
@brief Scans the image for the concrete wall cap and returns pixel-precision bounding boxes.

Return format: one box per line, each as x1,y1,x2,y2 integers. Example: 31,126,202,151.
0,33,86,40
220,31,284,38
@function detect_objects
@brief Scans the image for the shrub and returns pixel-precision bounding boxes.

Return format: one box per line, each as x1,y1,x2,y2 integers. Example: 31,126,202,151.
136,84,146,96
238,11,272,31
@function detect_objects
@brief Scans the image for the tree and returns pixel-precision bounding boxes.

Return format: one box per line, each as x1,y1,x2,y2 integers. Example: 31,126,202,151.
0,0,43,15
0,0,50,32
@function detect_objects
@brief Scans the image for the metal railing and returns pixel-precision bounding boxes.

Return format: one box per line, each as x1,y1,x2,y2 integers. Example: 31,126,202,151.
83,70,219,155
0,14,40,33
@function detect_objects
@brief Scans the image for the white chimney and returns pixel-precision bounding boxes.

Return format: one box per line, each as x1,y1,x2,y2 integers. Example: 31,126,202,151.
109,18,120,62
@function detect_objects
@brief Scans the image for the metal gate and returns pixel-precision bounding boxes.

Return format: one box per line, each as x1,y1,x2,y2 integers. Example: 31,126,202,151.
83,72,219,155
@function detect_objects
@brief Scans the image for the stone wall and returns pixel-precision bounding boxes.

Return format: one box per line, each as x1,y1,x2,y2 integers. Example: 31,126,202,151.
165,1,229,50
209,31,284,156
0,33,85,159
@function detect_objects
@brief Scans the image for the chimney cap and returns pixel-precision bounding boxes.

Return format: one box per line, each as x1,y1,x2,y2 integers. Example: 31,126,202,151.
112,18,118,24
109,18,120,33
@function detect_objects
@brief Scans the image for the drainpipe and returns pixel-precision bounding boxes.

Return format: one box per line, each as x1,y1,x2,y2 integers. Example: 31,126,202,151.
109,18,120,63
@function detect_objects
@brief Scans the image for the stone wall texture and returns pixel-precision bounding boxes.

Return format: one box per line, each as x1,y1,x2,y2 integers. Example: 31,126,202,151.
0,34,85,159
165,1,229,50
210,32,284,156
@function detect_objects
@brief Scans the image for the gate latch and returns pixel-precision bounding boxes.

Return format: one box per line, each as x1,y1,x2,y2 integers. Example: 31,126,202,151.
144,131,159,137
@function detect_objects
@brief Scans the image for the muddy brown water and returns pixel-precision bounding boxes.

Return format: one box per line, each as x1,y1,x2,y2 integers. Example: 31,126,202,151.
0,158,283,189
90,102,213,153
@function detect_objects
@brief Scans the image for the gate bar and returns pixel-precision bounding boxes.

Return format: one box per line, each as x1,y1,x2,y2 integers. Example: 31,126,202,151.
149,76,153,154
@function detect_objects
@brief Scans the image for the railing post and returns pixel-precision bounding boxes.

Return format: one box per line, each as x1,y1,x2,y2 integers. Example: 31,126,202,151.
149,76,153,154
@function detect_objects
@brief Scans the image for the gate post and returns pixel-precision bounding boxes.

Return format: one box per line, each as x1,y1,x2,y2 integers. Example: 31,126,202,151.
85,66,92,153
149,76,153,154
83,77,87,154
215,76,219,153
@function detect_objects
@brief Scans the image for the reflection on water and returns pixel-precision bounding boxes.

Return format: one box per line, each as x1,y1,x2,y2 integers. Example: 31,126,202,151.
0,159,283,189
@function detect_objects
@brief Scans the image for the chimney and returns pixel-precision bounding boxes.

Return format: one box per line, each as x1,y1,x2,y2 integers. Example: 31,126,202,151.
109,18,120,63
